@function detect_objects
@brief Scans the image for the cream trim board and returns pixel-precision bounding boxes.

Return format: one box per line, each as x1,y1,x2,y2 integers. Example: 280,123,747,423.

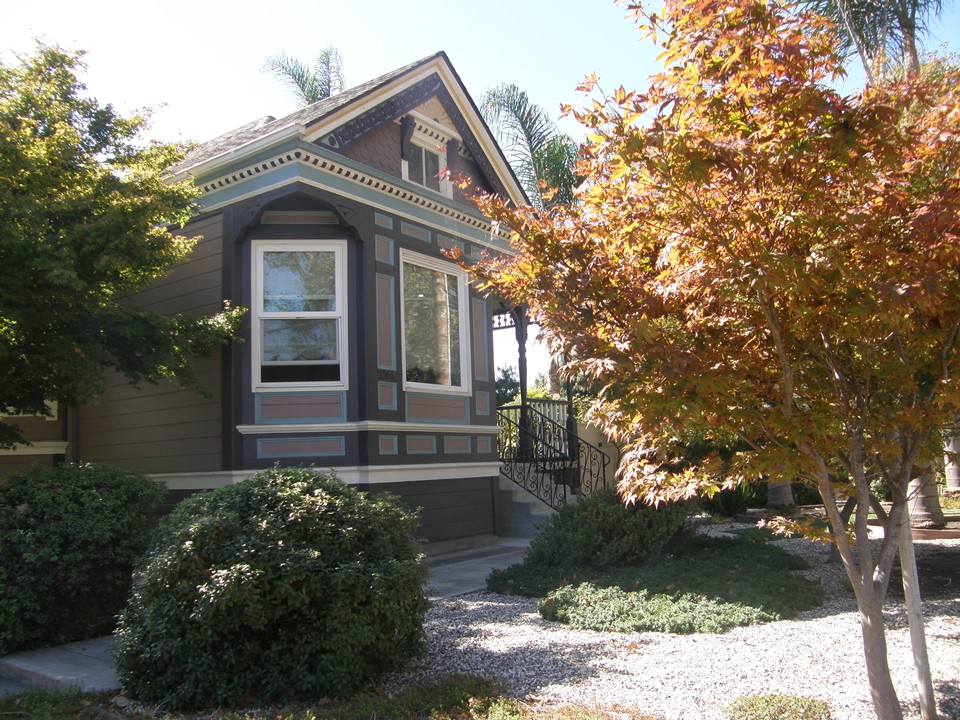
194,148,513,253
151,462,502,489
236,420,501,435
0,441,67,456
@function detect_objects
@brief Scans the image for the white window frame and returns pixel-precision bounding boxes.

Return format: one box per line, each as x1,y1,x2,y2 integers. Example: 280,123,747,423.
401,113,454,198
252,240,348,391
399,249,471,396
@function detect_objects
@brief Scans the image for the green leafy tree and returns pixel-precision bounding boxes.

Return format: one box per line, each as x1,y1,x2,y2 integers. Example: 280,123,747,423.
466,0,960,717
495,364,521,406
0,45,243,447
262,46,345,107
481,83,579,210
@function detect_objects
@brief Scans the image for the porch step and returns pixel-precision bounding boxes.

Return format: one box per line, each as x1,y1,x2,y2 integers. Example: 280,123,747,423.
495,473,557,538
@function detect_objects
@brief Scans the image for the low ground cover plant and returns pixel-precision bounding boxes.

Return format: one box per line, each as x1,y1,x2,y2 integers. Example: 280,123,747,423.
0,462,164,655
0,684,665,720
115,467,429,709
489,522,823,633
726,694,832,720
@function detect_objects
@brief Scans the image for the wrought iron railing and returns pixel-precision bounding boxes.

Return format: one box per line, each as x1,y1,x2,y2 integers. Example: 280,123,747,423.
497,403,611,509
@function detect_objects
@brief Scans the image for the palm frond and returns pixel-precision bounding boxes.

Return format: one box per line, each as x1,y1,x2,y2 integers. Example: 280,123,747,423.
262,47,345,107
481,83,577,209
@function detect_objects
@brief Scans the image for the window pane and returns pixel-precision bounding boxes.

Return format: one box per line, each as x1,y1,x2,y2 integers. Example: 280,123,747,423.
407,146,425,186
403,262,461,386
424,149,441,191
262,319,338,363
263,251,336,312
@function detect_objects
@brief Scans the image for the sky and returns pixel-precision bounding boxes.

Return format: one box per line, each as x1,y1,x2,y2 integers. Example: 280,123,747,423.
4,0,960,384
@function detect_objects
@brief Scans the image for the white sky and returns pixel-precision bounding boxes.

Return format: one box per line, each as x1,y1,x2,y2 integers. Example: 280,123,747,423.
5,0,959,383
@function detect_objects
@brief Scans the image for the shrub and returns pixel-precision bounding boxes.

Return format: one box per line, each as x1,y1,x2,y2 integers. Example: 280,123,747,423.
0,462,165,655
726,694,832,720
115,467,429,709
539,582,776,634
524,488,686,568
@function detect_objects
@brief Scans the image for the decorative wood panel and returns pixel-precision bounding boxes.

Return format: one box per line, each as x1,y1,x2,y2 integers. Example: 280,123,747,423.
406,435,437,454
375,235,395,264
257,436,345,458
472,299,489,382
406,393,470,423
379,435,399,455
255,393,345,424
475,391,490,416
443,435,471,454
376,274,397,370
400,221,431,244
378,381,398,410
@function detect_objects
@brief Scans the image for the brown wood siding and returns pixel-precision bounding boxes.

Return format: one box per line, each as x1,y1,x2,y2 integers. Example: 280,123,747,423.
369,476,495,543
340,122,402,178
76,216,225,475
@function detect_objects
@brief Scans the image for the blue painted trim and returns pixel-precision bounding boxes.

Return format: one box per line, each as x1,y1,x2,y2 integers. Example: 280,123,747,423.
378,381,398,410
406,435,438,455
379,434,399,455
257,436,346,459
477,436,494,454
375,213,394,230
376,274,397,371
195,142,508,251
255,392,347,424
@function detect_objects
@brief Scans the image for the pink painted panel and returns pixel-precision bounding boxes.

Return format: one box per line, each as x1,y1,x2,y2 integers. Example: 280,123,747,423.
376,275,395,369
258,394,342,421
406,394,468,422
406,436,436,453
443,435,470,453
471,300,487,380
259,437,342,456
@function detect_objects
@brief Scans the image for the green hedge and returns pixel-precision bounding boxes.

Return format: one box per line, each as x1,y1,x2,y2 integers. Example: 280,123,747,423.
115,467,429,709
524,488,686,567
0,463,165,655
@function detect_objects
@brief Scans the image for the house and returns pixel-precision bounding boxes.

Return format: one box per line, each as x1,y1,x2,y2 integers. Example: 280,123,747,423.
0,52,532,546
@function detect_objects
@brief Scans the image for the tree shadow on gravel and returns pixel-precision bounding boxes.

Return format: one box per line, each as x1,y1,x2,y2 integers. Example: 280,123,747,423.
411,595,655,696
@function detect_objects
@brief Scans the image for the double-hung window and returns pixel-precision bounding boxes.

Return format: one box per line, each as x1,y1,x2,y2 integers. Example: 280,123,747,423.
253,241,347,389
400,250,470,394
405,143,442,193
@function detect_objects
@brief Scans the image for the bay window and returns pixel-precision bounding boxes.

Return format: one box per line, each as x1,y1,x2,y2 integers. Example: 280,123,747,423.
253,241,347,389
400,250,470,394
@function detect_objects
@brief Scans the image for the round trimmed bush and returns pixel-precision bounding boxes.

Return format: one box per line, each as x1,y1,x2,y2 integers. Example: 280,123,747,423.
524,488,686,568
0,462,165,655
115,467,429,709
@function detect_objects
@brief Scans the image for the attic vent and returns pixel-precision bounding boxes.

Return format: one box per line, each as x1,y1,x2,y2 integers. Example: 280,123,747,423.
262,211,339,225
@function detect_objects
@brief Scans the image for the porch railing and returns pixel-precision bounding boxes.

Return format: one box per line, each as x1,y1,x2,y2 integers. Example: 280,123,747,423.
497,401,611,510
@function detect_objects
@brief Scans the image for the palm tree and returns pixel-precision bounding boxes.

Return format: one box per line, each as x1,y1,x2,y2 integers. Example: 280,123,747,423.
480,83,578,211
262,46,345,107
801,0,942,82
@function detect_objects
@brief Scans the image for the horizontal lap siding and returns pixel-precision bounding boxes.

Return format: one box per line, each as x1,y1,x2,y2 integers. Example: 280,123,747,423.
370,476,495,543
76,216,225,474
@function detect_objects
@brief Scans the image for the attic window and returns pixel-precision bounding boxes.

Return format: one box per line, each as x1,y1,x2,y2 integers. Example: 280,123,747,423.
400,113,454,197
407,144,441,192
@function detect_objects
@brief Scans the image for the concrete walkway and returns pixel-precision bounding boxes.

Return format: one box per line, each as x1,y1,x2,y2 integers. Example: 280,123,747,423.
0,538,530,697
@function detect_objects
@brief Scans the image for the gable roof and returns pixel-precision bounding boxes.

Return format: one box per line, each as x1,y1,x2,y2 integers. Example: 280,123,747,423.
172,52,527,207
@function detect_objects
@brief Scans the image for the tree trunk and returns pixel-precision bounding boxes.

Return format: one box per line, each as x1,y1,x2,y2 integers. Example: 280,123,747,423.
860,592,905,720
944,431,960,493
898,506,938,720
766,479,794,508
908,470,946,529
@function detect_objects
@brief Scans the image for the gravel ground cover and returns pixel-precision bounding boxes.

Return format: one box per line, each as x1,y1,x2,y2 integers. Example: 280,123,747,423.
389,524,960,720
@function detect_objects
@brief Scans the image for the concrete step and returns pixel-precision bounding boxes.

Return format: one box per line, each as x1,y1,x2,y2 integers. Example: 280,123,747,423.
0,636,119,694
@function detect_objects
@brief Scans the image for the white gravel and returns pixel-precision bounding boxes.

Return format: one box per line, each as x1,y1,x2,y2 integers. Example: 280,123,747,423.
389,525,960,720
